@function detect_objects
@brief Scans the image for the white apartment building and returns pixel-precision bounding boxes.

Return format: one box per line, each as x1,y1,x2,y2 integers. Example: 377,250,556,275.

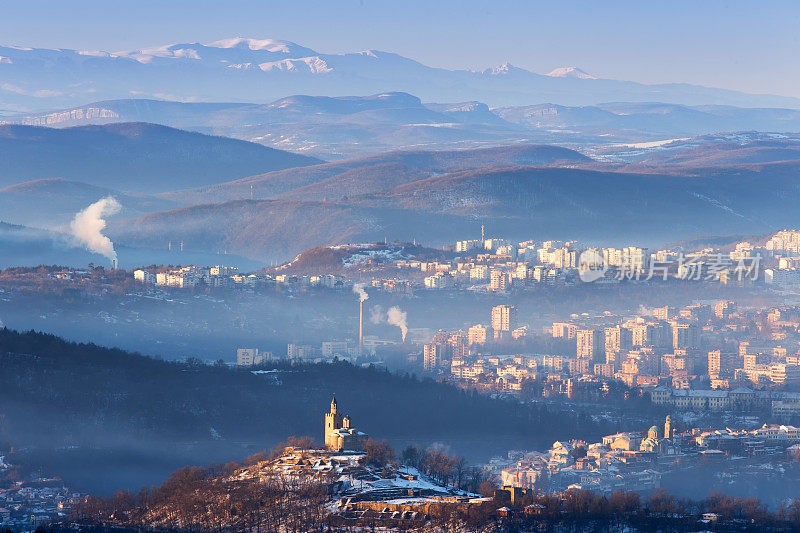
237,348,264,366
470,265,489,281
489,269,509,291
765,268,800,287
455,239,482,253
424,272,454,289
133,269,156,284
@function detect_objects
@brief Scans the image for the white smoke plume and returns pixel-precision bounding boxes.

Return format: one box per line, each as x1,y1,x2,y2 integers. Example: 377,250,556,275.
352,283,369,302
70,197,122,266
369,304,384,325
387,306,408,342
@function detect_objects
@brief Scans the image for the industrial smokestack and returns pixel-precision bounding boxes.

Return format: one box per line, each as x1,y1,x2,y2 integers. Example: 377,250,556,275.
359,299,364,356
352,283,368,356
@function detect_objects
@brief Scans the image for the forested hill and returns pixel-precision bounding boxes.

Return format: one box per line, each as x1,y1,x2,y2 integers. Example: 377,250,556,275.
0,123,321,193
0,328,610,494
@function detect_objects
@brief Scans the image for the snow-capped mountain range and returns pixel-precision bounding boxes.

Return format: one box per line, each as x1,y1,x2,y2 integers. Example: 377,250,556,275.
1,37,799,112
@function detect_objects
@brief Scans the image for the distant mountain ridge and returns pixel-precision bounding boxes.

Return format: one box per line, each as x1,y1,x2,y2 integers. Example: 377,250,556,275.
0,93,529,159
630,133,800,167
110,198,479,263
6,94,800,160
494,102,800,139
112,159,800,263
2,110,800,266
0,122,321,193
110,137,800,263
160,144,591,205
2,37,799,111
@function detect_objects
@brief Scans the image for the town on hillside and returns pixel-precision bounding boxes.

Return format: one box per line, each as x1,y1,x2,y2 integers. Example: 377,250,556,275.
66,398,800,531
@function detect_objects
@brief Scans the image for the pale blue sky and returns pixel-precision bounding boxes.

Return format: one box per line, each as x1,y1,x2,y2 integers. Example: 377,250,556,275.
3,0,799,96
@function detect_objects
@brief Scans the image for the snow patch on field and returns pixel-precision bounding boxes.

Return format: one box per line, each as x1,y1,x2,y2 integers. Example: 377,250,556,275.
342,246,411,267
611,137,691,149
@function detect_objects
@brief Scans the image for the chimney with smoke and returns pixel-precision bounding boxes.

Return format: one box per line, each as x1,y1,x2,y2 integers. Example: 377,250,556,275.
359,299,363,355
69,196,122,267
387,306,408,342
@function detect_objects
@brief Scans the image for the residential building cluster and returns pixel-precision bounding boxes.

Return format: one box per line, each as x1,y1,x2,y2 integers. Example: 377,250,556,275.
134,265,353,291
544,300,800,393
68,229,800,300
416,239,591,291
135,265,257,289
650,387,800,417
425,296,800,412
422,304,527,371
745,229,800,288
489,417,800,496
412,234,770,291
401,229,800,291
0,456,83,528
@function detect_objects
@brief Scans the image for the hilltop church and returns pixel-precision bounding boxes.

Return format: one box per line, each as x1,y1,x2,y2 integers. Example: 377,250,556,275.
639,415,680,455
324,396,369,451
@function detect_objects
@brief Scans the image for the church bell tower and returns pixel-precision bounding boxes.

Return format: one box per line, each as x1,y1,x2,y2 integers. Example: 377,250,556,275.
324,395,343,448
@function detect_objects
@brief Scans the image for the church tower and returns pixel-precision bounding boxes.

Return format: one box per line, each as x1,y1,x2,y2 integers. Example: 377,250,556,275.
324,395,344,448
664,415,672,439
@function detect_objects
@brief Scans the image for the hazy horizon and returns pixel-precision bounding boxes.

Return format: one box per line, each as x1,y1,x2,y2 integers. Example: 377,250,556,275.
1,0,799,98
